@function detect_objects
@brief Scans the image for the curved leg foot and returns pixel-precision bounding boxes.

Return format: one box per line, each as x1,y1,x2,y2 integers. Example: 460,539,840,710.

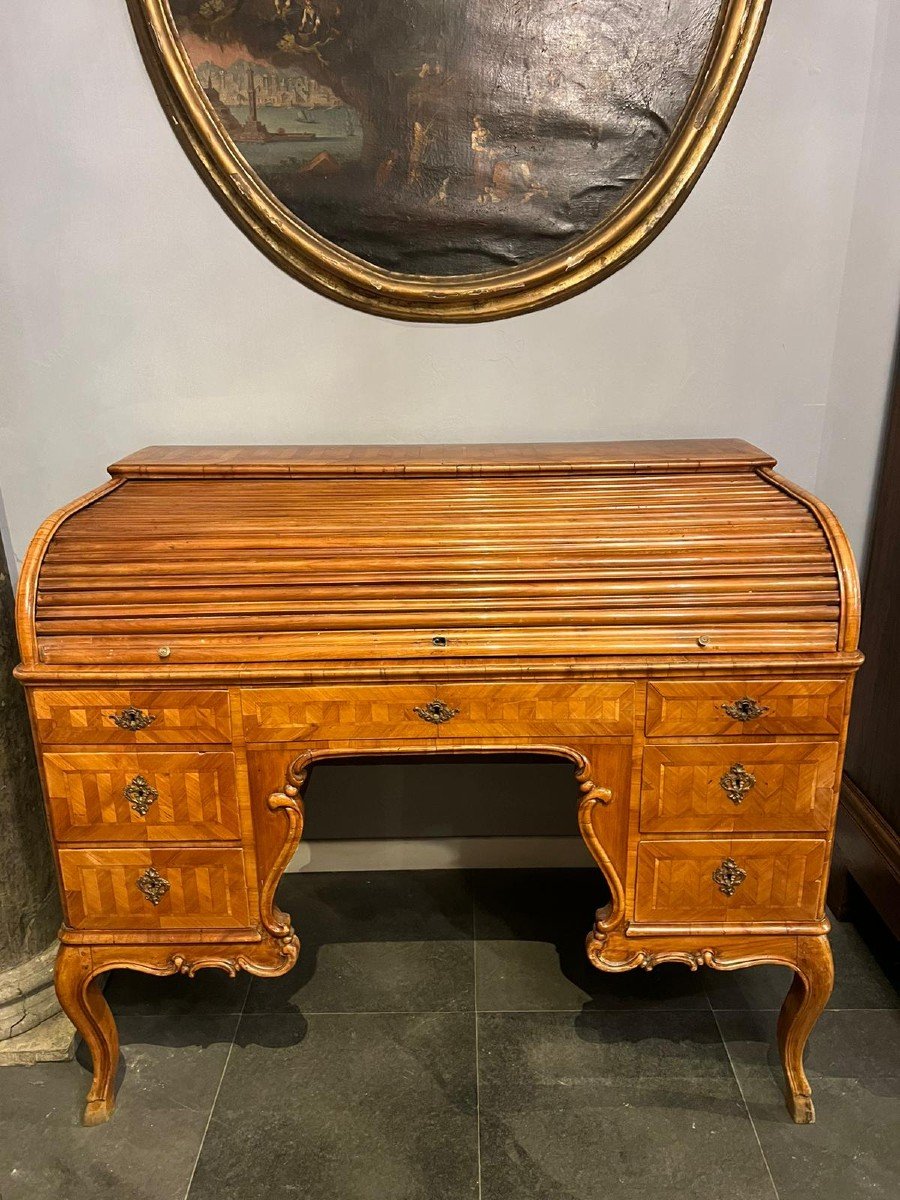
776,935,833,1124
55,946,119,1125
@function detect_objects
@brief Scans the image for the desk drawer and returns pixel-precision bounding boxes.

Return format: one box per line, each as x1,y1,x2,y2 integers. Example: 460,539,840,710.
57,847,250,931
640,742,839,834
645,680,846,738
31,689,232,745
634,837,827,925
241,682,634,742
44,751,240,843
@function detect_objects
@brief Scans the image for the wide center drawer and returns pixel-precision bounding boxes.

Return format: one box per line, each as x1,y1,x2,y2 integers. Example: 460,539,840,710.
634,837,828,924
640,742,839,834
645,680,846,738
43,751,241,843
31,689,232,745
241,682,634,742
57,847,250,931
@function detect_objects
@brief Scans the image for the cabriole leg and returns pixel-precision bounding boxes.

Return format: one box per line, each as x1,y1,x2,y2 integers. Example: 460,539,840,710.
54,945,119,1125
776,934,834,1124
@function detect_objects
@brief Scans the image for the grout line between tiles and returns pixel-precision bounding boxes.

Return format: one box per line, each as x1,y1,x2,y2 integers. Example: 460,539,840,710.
183,988,248,1200
472,888,484,1200
711,1007,782,1200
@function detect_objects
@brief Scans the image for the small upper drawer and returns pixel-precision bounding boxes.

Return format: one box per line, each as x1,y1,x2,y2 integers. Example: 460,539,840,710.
640,742,839,834
634,836,827,925
43,751,240,843
31,690,232,745
241,682,634,742
645,680,846,738
57,846,250,931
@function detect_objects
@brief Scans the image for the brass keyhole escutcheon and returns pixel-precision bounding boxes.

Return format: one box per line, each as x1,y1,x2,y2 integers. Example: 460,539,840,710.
109,706,156,731
136,866,170,906
414,700,460,724
721,697,769,722
712,858,747,897
124,775,158,817
719,763,756,805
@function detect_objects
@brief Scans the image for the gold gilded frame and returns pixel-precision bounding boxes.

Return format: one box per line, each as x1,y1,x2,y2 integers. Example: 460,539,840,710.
127,0,772,321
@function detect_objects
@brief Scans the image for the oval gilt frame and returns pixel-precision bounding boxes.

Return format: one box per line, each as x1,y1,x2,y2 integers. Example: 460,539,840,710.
127,0,771,321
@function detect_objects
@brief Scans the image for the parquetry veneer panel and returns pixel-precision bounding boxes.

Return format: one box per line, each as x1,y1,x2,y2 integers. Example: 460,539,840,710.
241,682,634,743
13,441,861,1127
640,742,839,834
634,837,829,924
645,680,847,738
57,847,250,930
43,751,240,843
31,689,232,745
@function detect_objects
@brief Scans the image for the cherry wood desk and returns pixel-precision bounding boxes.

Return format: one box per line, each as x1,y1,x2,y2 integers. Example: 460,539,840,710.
15,441,860,1124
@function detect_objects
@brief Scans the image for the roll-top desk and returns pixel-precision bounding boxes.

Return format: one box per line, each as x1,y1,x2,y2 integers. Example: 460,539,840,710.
14,441,861,1125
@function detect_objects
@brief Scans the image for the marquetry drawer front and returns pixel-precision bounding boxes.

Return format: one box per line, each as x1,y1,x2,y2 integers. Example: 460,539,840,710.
43,752,240,843
241,682,634,742
639,742,840,834
634,837,828,924
31,689,232,745
645,680,846,738
57,848,250,931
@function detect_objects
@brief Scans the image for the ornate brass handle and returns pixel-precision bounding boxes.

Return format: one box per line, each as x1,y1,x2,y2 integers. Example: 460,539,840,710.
712,858,747,897
721,696,769,722
719,763,756,805
124,775,158,817
109,705,156,731
136,866,170,906
413,700,460,724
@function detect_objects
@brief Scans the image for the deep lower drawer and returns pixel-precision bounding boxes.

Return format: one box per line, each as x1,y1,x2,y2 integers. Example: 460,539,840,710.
241,682,635,742
57,847,250,930
634,837,828,924
31,689,232,745
43,751,240,842
645,680,846,738
640,742,839,834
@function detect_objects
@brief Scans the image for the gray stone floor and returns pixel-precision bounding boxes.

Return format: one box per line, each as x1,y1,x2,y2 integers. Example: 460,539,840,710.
1,868,897,1200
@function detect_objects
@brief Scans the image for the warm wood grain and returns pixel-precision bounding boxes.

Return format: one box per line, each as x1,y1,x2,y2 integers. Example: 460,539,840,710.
43,751,240,842
57,847,250,930
639,742,839,834
108,440,777,476
241,682,634,743
13,441,862,1125
634,837,828,924
31,689,231,745
645,679,847,737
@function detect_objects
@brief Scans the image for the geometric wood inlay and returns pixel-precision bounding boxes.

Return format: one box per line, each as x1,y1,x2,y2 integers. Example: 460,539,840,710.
31,689,232,745
43,751,240,842
242,682,634,743
645,679,847,737
57,847,250,930
640,742,839,834
634,837,828,924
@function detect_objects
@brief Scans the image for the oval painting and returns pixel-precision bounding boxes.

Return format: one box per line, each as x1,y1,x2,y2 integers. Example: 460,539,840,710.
129,1,770,319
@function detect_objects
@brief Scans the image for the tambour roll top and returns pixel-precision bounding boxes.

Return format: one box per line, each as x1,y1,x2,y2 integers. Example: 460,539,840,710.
17,441,859,672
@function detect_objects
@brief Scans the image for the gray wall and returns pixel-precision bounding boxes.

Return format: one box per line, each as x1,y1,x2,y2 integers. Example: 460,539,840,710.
2,0,898,852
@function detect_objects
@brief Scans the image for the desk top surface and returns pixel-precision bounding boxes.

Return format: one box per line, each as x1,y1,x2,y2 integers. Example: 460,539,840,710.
109,440,776,478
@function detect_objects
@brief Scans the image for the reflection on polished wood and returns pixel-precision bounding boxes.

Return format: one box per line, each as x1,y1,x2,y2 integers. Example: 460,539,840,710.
15,440,860,1124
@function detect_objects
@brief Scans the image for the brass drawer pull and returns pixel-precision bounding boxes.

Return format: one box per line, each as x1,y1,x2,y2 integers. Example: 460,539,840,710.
124,775,158,817
719,763,756,805
109,705,156,731
721,696,769,722
135,866,170,906
413,700,460,724
712,858,747,897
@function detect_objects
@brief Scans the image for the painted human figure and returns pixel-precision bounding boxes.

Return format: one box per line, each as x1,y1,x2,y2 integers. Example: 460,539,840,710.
471,115,495,201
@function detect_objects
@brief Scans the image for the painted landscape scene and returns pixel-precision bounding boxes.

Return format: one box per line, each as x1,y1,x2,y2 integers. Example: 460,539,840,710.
171,0,721,275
